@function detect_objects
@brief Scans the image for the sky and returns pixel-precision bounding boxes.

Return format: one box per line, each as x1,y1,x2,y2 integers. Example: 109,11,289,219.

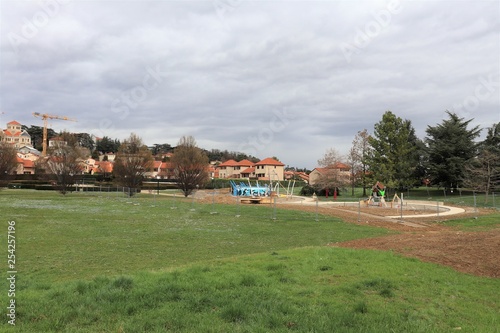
1,0,499,169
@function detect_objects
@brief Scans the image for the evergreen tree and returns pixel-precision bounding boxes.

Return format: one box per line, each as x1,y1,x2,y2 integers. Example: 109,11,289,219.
23,125,56,151
464,123,500,197
425,111,481,190
96,136,121,154
366,111,417,191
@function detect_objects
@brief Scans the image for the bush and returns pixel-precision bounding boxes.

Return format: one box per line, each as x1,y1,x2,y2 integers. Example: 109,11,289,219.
300,185,316,196
299,185,342,197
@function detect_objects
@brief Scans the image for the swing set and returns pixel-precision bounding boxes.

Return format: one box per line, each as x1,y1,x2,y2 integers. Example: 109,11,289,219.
364,181,403,208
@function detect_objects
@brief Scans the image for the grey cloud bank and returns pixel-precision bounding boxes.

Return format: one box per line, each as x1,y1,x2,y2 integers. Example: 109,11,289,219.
1,0,498,169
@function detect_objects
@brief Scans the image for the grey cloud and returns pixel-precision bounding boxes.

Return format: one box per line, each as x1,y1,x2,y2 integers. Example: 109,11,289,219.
1,0,498,169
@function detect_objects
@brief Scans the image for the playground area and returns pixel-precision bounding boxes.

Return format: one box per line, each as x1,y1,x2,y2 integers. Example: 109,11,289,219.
192,188,499,277
195,188,473,223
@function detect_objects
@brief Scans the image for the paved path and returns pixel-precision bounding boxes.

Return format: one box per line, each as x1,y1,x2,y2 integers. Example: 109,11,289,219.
280,196,467,228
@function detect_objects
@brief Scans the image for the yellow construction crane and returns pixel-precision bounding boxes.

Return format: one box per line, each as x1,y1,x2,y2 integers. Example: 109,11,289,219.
32,112,77,156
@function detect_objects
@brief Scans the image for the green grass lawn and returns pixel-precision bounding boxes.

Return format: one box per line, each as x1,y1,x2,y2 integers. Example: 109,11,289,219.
1,190,499,332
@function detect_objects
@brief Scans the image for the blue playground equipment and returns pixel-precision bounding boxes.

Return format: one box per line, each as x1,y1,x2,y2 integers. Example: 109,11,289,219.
229,180,270,197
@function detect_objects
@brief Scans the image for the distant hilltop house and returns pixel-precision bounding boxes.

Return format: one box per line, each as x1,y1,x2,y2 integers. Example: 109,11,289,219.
48,136,67,147
1,120,32,148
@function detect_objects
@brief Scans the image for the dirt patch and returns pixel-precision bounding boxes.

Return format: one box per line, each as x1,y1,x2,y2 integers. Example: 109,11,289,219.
332,229,500,278
283,202,500,278
195,191,499,278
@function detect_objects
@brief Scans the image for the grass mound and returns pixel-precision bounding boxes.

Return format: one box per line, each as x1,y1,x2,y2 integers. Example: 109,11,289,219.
17,247,500,332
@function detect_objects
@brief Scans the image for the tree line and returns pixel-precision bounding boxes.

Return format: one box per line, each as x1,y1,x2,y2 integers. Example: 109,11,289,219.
4,111,499,198
314,111,499,199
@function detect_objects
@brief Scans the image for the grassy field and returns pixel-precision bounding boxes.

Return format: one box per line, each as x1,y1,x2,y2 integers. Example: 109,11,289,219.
1,190,499,332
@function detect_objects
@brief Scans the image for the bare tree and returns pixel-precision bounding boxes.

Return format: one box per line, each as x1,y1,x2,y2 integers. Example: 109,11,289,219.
171,136,209,197
317,147,342,167
315,148,349,194
113,133,154,195
0,142,18,186
350,129,372,196
464,150,499,202
346,146,360,196
42,138,87,194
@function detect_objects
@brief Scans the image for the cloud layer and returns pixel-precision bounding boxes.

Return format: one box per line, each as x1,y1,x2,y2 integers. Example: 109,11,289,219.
1,0,499,168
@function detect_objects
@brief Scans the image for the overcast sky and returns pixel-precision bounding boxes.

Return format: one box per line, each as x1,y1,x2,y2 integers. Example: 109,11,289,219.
1,0,499,169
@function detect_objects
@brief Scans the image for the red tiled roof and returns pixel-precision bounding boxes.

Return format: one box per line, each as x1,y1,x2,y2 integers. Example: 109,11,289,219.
99,161,113,173
313,167,330,174
161,162,173,169
7,121,21,125
17,157,35,168
241,167,255,174
237,159,254,167
254,158,284,166
22,159,34,168
218,159,238,167
330,162,350,170
314,163,351,173
3,130,19,136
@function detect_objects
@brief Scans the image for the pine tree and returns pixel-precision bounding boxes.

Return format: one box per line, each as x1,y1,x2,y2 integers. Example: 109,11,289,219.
464,123,500,198
425,111,481,190
366,111,417,191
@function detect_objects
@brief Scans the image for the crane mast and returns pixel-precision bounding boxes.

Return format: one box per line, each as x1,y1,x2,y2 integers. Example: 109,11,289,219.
32,112,77,156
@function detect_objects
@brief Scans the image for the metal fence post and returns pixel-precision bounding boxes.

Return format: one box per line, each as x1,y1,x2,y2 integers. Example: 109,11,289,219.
171,192,177,210
400,192,403,223
473,191,477,216
272,196,277,220
235,195,240,217
315,198,319,222
357,200,361,223
210,189,217,214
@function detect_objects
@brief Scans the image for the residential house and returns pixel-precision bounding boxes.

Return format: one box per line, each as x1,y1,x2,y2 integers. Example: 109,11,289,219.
285,171,309,183
207,165,220,179
217,159,239,179
309,162,351,186
16,157,35,174
92,161,113,175
99,152,116,162
48,136,67,147
83,158,97,174
17,146,41,161
235,159,255,178
254,158,285,181
158,161,175,179
142,160,177,179
240,166,256,179
2,121,32,148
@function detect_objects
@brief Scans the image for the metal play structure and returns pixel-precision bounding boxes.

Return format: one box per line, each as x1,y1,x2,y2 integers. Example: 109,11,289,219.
229,180,270,197
364,181,388,207
229,176,296,204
